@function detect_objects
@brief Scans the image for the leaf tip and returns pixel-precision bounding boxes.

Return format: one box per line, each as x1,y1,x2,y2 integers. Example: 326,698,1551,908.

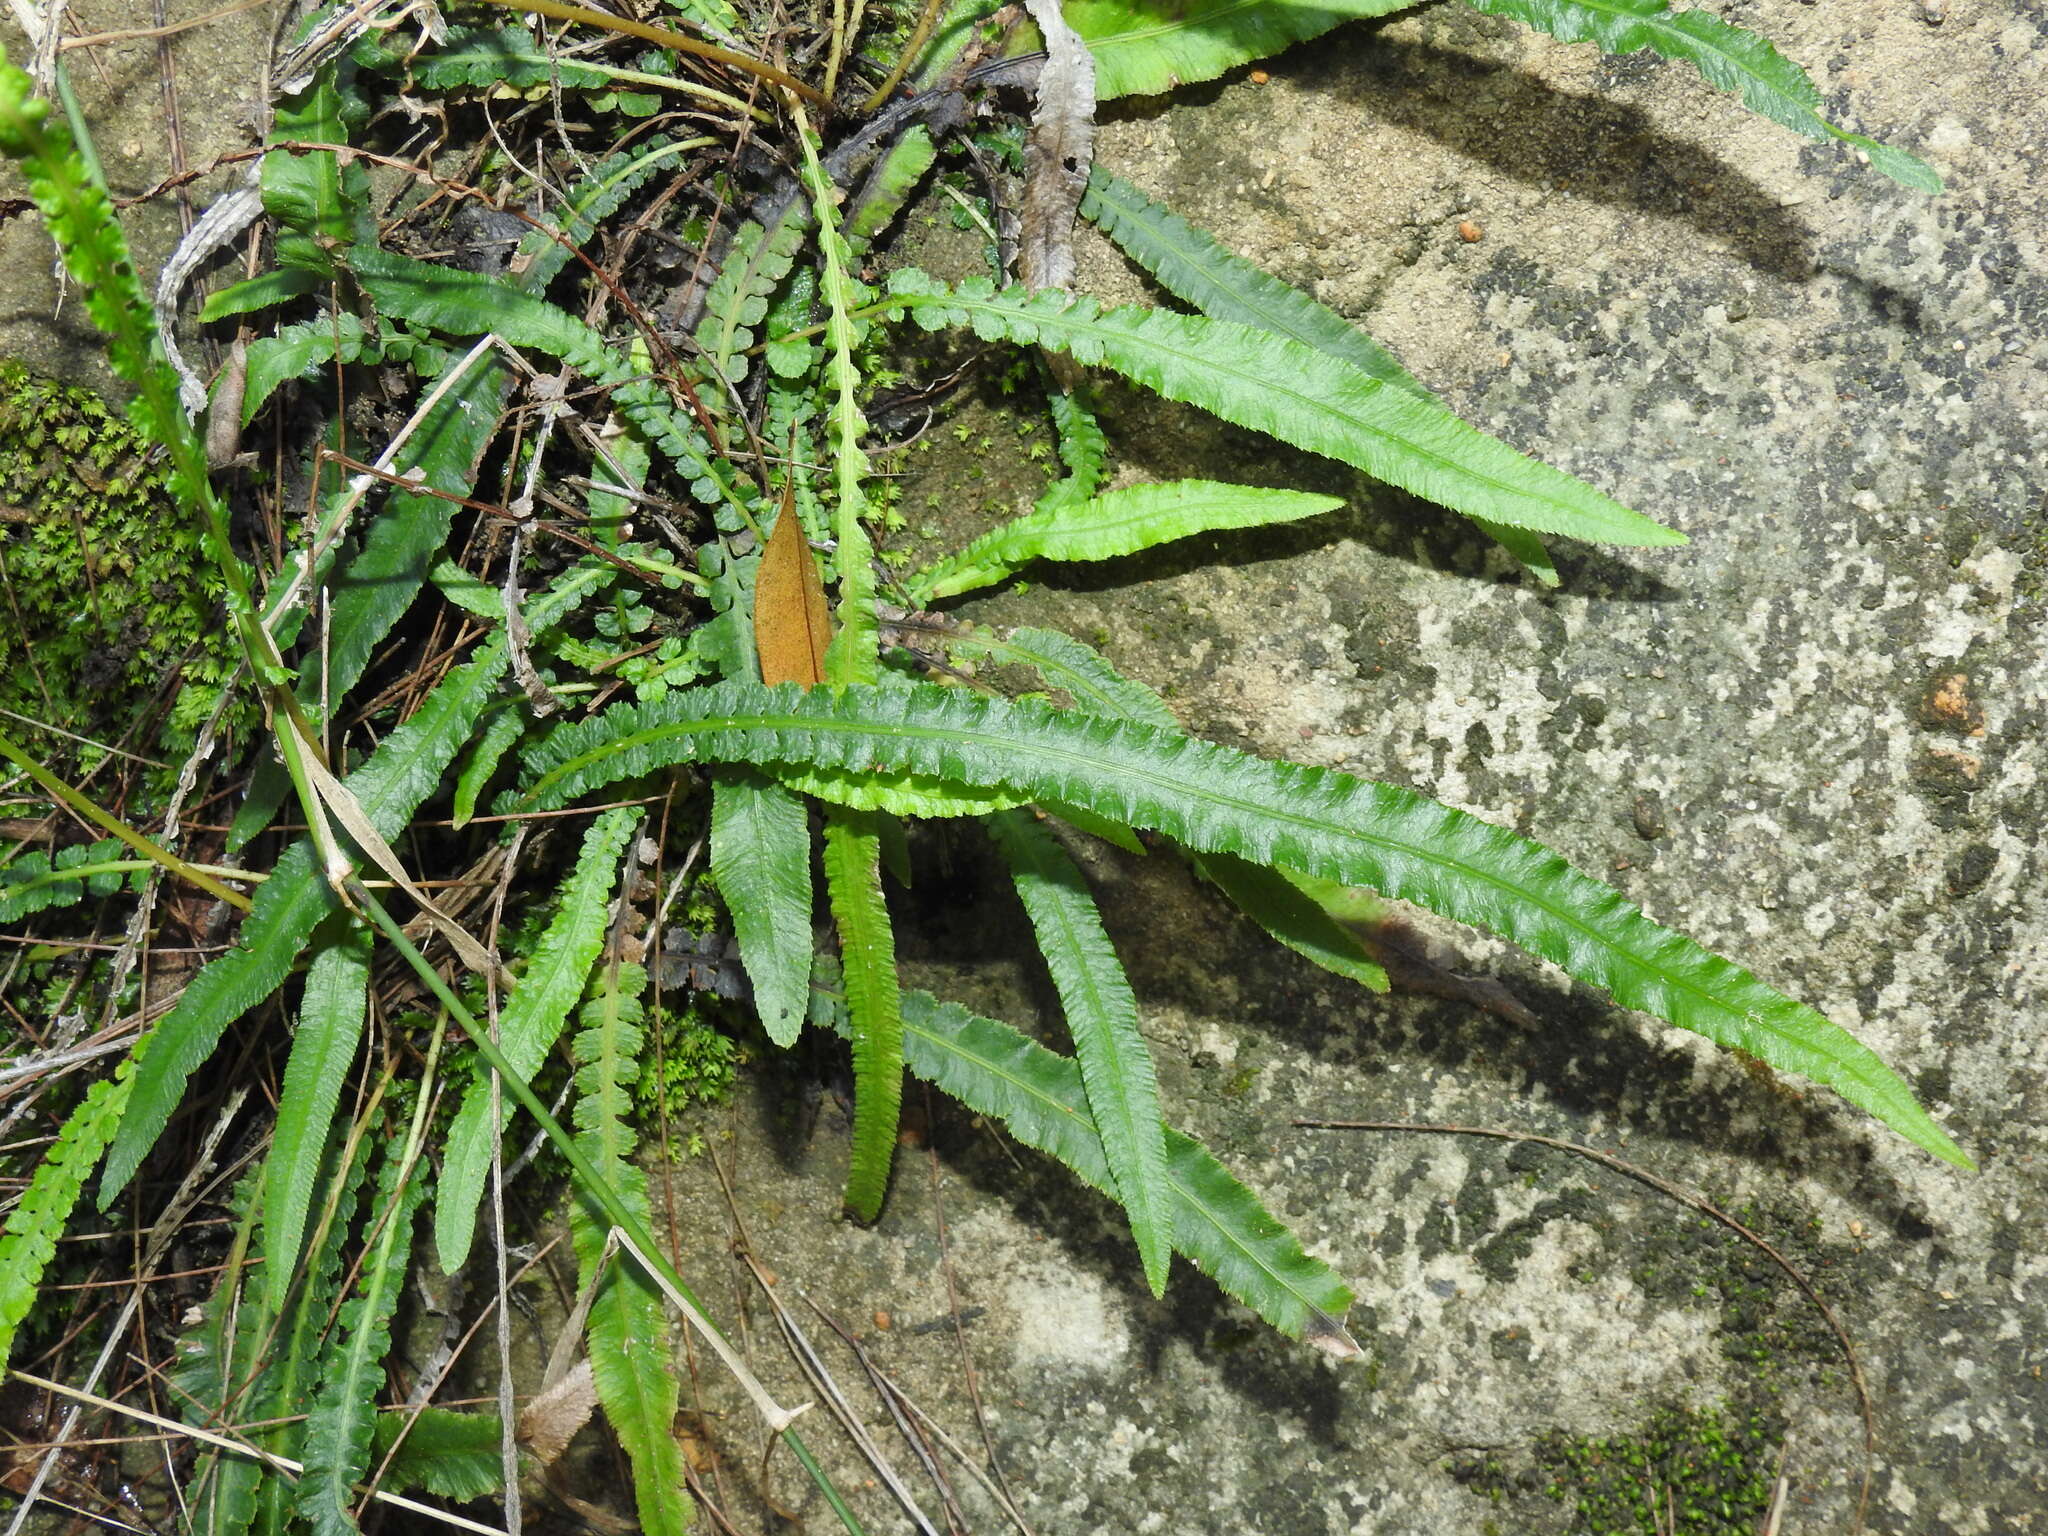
1304,1314,1363,1360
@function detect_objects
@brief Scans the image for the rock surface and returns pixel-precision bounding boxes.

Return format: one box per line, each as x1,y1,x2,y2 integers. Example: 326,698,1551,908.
2,0,2042,1532
823,3,2044,1531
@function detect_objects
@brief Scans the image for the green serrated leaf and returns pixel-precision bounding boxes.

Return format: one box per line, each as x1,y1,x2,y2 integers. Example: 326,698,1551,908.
1063,0,1419,100
1197,849,1390,992
265,914,371,1311
0,837,128,921
695,215,808,397
1042,384,1109,511
520,680,1967,1168
910,627,1390,988
0,1068,132,1367
822,984,1358,1347
452,704,526,828
369,1409,504,1501
173,1169,269,1536
199,267,320,324
567,962,697,1536
823,808,903,1219
255,1128,374,1536
887,275,1682,547
711,770,813,1047
911,479,1342,601
437,805,641,1273
1462,0,1941,192
799,123,883,686
989,812,1174,1295
846,125,939,248
1082,165,1429,398
238,312,375,426
350,248,756,528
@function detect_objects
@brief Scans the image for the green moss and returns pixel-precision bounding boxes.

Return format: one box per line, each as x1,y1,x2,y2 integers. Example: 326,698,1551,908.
631,1000,742,1145
1452,1400,1784,1535
0,361,243,791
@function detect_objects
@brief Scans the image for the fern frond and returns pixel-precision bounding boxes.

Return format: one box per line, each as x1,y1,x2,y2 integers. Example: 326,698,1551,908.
451,705,526,828
694,214,809,398
1081,165,1555,576
896,625,1392,987
710,771,813,1047
1082,166,1428,398
988,812,1174,1295
513,137,703,292
1041,384,1108,511
1462,0,1941,191
265,915,371,1310
796,117,882,683
818,983,1359,1349
885,274,1683,547
254,1129,374,1536
369,1409,503,1501
568,962,696,1536
171,1166,268,1536
0,836,132,921
263,68,370,275
519,679,1965,1167
237,312,376,425
0,1069,132,1366
437,805,641,1273
909,480,1343,602
822,808,904,1219
1067,0,1420,100
349,248,756,527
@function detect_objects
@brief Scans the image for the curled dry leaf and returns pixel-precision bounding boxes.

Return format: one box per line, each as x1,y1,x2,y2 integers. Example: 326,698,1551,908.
1018,0,1096,292
518,1356,599,1467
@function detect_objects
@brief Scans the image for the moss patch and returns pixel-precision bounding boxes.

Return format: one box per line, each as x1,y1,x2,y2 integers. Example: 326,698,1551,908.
0,361,241,789
1454,1400,1784,1535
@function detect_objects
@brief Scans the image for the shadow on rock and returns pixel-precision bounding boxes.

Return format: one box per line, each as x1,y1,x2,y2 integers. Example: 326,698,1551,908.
1308,36,1816,282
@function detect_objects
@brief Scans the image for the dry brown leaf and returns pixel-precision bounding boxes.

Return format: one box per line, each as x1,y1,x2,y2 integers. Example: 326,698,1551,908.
753,489,831,688
1018,0,1096,292
518,1358,598,1467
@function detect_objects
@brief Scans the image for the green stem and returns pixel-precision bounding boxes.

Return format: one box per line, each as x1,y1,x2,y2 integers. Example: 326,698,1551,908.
346,883,868,1536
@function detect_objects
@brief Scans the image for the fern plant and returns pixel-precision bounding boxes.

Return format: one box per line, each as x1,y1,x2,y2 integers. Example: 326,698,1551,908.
0,0,1966,1530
